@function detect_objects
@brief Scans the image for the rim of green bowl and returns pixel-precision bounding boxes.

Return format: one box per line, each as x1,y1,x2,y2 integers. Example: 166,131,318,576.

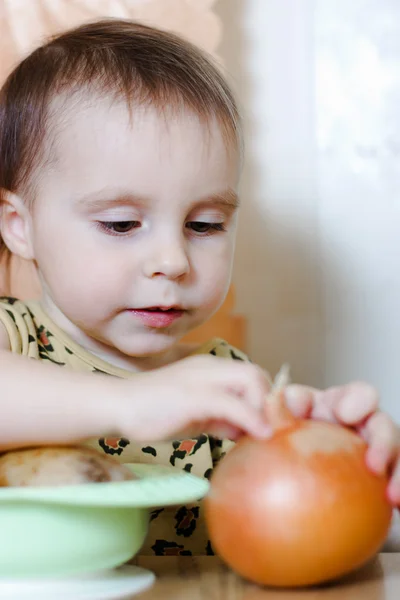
0,463,210,508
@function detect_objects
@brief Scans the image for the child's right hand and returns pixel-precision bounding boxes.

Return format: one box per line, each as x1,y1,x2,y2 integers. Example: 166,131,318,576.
0,350,270,450
116,355,272,443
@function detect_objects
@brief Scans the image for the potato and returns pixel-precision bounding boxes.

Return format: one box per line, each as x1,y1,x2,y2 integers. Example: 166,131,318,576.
0,445,136,487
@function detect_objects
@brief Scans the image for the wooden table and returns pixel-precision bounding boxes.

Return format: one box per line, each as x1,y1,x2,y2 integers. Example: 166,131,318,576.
132,554,400,599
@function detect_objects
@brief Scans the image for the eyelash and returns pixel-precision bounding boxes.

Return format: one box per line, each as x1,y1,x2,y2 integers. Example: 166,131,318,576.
96,221,226,237
187,222,226,235
97,221,140,235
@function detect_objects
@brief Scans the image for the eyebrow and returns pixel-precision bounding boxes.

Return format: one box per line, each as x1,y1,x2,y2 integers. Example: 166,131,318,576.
75,188,240,211
198,189,240,210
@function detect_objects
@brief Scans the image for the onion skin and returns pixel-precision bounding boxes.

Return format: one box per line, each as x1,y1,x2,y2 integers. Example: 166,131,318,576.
205,405,393,588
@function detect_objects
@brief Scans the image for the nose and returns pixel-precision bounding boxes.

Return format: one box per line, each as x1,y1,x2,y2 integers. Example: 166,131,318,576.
142,234,190,280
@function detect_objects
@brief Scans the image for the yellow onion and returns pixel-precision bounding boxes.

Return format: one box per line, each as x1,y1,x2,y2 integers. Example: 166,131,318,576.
205,374,393,588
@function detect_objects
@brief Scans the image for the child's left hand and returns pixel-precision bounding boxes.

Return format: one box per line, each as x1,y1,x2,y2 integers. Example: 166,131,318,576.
283,381,400,505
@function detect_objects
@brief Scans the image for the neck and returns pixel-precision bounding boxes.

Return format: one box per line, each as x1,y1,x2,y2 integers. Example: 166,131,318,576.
39,295,195,373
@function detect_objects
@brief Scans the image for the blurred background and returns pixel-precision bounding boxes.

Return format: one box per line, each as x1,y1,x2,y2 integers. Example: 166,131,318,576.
1,0,399,419
216,0,400,422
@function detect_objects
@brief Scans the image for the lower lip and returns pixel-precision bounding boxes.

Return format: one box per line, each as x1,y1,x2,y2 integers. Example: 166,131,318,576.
127,309,184,328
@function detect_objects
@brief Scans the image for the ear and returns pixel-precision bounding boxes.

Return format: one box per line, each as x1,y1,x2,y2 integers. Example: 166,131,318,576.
0,190,34,260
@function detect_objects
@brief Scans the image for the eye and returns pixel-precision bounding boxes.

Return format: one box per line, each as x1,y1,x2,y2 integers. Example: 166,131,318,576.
186,222,225,235
98,221,140,235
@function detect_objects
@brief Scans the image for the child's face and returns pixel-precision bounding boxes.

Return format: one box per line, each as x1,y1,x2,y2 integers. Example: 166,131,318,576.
28,97,239,363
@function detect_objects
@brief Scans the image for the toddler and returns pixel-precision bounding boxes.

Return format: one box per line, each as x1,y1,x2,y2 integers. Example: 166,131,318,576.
0,19,399,556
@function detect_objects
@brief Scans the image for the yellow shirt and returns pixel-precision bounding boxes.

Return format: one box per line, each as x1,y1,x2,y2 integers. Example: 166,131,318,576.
0,296,249,556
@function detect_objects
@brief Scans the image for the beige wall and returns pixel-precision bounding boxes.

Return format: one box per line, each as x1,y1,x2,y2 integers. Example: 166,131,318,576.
215,0,323,386
216,0,400,422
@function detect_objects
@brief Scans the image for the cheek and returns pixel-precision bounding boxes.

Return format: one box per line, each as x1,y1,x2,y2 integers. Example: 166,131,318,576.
195,239,235,306
205,233,235,274
33,226,126,309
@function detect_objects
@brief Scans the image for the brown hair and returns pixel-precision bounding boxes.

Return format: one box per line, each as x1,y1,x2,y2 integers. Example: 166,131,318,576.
0,18,241,261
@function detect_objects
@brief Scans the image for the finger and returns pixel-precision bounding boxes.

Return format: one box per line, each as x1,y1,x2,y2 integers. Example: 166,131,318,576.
333,382,379,425
286,382,379,426
387,455,400,505
361,412,399,475
203,393,272,440
283,385,314,418
225,364,272,412
182,356,272,411
285,385,340,423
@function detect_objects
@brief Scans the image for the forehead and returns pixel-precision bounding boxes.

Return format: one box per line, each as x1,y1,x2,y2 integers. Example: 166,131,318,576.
42,95,240,199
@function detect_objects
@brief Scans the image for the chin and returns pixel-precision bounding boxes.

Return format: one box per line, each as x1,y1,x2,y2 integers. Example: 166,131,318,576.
115,331,183,358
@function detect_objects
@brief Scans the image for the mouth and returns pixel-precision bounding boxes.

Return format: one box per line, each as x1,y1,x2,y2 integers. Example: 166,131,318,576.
139,306,184,312
126,306,186,328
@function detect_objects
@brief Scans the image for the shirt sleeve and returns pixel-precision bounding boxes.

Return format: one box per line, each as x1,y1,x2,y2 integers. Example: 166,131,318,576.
0,297,39,358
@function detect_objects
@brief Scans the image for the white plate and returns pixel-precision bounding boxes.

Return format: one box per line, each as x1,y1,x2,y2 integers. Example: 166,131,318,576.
0,565,155,600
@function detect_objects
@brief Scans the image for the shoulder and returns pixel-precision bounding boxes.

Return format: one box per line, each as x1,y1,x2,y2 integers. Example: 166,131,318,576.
195,337,250,362
0,296,33,315
0,297,36,354
0,297,35,327
0,297,16,349
0,321,9,350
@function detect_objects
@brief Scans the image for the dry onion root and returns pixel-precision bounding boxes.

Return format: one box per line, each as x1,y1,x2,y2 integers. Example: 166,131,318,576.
205,366,392,588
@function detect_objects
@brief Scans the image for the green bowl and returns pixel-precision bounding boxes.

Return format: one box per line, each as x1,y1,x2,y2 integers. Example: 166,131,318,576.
0,463,209,579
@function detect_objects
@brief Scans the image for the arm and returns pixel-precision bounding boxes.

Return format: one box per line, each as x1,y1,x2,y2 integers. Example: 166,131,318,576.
0,324,271,450
0,346,124,450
